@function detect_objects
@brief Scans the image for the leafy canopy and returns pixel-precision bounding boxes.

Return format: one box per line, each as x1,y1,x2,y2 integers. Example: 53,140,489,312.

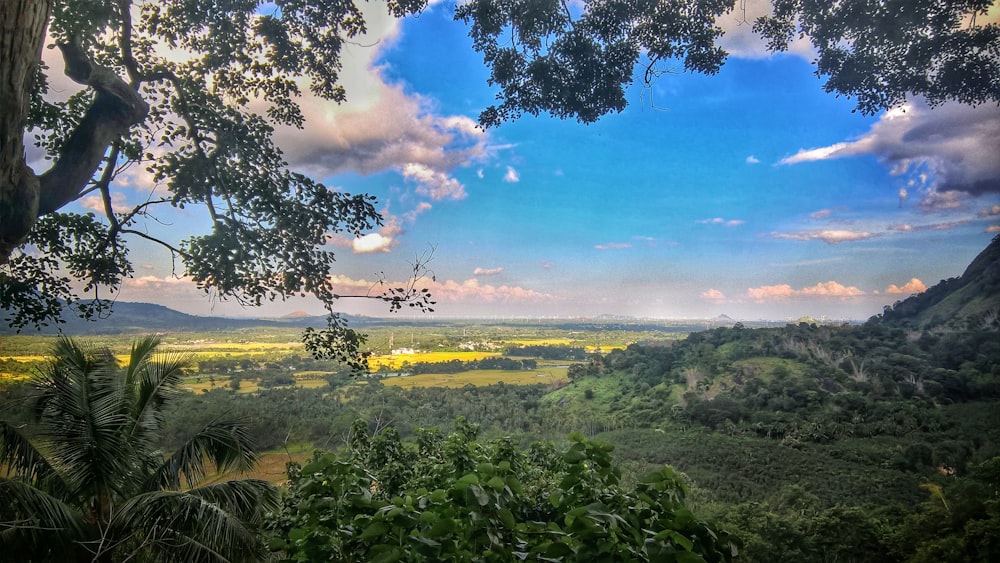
269,418,736,562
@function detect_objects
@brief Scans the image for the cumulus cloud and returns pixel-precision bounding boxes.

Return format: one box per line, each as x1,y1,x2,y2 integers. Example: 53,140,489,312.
504,166,520,183
745,155,760,164
701,288,726,301
778,99,1000,198
594,243,632,250
698,217,745,227
887,278,927,294
402,163,467,200
265,2,489,197
473,267,504,276
351,212,403,254
980,204,1000,217
747,281,865,301
988,225,1000,233
767,229,876,243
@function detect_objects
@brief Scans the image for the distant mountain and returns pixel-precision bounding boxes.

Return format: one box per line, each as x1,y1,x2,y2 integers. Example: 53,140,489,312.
878,234,1000,329
0,302,292,335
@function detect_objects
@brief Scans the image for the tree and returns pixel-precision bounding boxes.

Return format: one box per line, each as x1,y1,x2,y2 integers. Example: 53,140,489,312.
0,0,432,367
458,0,999,125
269,420,736,561
0,336,277,562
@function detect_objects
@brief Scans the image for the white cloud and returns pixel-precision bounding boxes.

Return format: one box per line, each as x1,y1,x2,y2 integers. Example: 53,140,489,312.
698,217,744,227
779,99,1000,197
768,229,877,243
594,243,632,250
503,166,520,183
402,163,467,200
352,212,403,253
745,155,760,164
473,267,504,276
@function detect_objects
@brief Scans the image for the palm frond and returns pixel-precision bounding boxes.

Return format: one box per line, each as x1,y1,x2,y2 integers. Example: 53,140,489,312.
146,419,259,491
0,478,88,560
124,335,162,388
108,483,276,563
0,421,67,497
186,479,279,524
125,348,189,445
33,338,134,503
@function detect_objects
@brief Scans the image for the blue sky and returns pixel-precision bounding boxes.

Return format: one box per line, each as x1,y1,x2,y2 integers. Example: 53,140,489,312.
54,1,1000,321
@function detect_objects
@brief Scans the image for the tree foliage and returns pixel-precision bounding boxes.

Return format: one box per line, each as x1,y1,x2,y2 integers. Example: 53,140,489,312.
0,336,277,562
269,419,736,562
459,0,999,125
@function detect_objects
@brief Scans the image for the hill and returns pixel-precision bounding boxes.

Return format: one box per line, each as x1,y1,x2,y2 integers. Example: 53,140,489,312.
878,234,1000,329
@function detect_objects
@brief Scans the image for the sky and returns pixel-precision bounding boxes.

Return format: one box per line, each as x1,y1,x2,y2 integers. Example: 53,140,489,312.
49,0,1000,321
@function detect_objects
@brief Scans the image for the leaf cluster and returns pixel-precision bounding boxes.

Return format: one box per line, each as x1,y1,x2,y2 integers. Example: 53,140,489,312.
270,419,735,562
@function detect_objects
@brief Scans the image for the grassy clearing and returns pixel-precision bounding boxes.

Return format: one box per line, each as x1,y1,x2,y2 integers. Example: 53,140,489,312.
200,446,313,486
508,338,575,346
381,368,566,389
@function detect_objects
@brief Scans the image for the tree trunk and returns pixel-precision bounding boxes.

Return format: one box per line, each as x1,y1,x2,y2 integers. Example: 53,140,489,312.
0,0,51,264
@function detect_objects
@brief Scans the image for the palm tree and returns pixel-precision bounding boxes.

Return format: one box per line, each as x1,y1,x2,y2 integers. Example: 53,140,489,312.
1,336,277,562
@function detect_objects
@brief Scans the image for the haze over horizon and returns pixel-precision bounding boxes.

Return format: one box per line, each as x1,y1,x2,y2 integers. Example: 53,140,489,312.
40,1,1000,322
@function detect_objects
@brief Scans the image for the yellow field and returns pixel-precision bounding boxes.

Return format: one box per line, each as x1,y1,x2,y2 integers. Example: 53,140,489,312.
368,351,499,371
381,367,567,389
509,338,574,346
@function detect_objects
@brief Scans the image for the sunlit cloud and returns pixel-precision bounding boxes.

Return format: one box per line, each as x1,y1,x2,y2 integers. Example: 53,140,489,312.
987,225,1000,233
504,166,520,183
887,278,927,294
594,243,632,250
352,212,402,254
980,204,1000,217
701,289,726,302
745,155,760,164
473,267,504,276
767,229,876,243
778,99,1000,197
810,209,833,219
747,281,865,301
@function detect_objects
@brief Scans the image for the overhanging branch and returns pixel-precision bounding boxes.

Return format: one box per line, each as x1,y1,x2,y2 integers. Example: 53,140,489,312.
36,38,149,216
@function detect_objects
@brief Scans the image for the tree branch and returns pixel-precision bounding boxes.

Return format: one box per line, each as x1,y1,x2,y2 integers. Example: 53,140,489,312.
36,38,149,216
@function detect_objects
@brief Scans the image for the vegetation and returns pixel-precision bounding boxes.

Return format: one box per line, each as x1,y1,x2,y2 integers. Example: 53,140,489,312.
0,336,276,562
268,419,736,562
